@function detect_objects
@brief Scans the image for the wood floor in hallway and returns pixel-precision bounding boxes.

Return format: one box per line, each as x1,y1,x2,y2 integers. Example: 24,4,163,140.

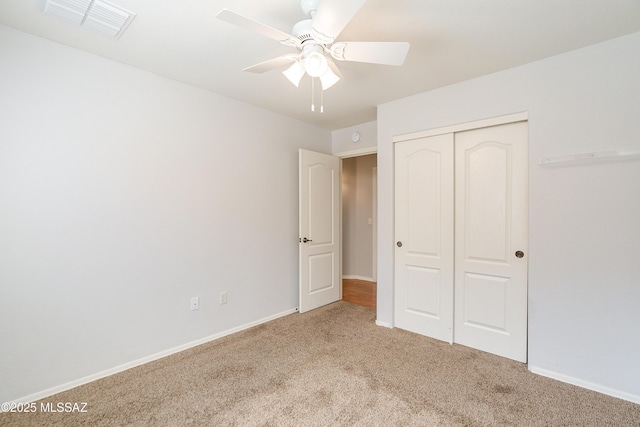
342,279,376,309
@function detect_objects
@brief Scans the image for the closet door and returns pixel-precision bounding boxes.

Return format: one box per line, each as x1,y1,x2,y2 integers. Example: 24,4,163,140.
394,134,454,343
454,121,528,362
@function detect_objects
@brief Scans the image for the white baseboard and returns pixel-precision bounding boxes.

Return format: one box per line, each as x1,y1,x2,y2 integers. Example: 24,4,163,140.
375,320,392,328
528,365,640,404
6,308,298,408
342,275,375,282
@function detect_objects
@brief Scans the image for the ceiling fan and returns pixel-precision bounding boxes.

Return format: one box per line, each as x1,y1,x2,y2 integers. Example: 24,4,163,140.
216,0,410,91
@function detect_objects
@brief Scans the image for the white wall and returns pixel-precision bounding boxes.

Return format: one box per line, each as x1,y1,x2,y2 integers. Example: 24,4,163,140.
377,31,640,401
332,120,377,155
0,25,331,403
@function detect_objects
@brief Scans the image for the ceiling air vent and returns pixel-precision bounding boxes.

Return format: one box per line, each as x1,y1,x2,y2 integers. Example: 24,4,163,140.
43,0,136,39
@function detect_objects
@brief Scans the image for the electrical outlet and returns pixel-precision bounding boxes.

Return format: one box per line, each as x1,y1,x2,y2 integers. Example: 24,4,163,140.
190,297,199,311
220,291,227,305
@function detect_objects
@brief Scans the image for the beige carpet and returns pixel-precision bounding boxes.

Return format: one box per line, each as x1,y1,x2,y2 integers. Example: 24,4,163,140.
2,302,639,426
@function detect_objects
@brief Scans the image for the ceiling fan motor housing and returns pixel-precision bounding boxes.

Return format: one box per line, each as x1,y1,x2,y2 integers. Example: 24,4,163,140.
292,19,315,45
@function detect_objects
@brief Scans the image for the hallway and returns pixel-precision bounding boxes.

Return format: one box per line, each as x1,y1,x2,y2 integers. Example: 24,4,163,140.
342,279,376,309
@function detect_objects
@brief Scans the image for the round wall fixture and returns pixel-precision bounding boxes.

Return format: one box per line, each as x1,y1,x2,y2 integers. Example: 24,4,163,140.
351,132,361,143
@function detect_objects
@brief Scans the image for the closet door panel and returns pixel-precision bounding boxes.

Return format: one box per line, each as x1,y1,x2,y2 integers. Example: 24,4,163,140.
394,134,454,343
454,121,528,363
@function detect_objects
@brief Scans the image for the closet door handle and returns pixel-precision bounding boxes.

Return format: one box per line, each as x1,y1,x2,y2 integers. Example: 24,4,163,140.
515,250,524,258
302,237,313,243
397,241,403,247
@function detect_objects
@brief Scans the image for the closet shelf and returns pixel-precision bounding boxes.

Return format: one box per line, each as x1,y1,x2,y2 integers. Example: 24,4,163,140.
538,150,640,166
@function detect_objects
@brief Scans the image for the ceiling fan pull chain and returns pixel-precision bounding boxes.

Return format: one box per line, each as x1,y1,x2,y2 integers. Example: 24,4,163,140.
311,77,315,112
321,85,324,114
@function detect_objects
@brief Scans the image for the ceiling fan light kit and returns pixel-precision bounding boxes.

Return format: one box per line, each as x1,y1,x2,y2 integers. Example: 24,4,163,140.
283,61,306,87
216,0,410,113
318,67,340,90
304,47,328,77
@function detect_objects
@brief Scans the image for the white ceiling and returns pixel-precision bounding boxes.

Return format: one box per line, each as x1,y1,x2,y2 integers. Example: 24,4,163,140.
2,0,640,130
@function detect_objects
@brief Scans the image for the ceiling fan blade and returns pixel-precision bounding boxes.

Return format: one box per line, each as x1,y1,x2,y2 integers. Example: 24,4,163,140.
330,41,410,66
217,9,297,46
311,0,368,44
244,54,299,73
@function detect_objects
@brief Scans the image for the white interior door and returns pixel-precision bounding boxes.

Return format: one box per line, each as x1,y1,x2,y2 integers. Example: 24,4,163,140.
454,121,528,362
394,134,454,342
299,149,341,313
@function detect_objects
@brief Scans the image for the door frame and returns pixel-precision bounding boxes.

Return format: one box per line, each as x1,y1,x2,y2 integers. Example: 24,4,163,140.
372,166,377,282
393,113,528,144
334,146,378,287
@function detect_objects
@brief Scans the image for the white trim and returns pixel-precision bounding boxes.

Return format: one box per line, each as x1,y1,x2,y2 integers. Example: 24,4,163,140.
529,365,640,404
372,166,377,282
393,112,529,143
334,146,377,159
375,320,393,328
338,155,344,302
5,308,298,407
342,275,375,282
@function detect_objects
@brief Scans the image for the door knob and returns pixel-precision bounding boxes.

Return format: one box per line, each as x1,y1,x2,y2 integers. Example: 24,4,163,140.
303,237,313,243
397,241,403,247
515,250,524,258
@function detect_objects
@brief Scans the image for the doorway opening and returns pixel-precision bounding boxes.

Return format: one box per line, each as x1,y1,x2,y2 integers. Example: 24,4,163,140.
341,153,377,309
